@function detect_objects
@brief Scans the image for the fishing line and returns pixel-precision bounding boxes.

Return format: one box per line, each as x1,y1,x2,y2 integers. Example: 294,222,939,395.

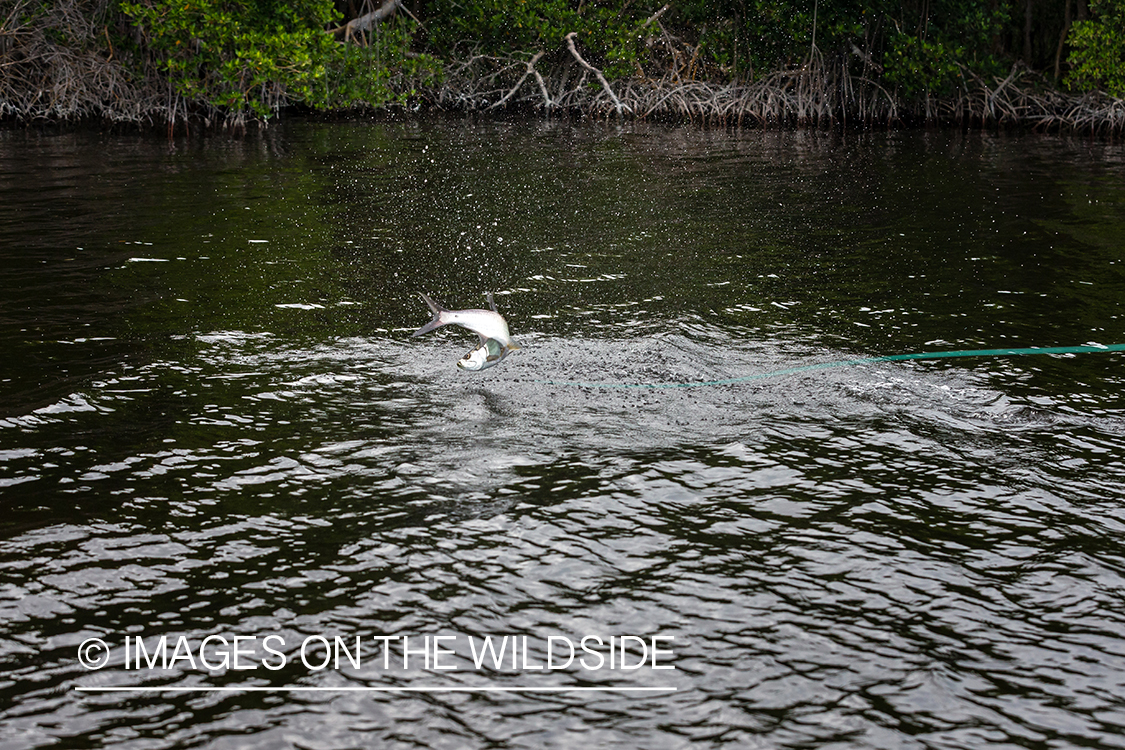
533,344,1125,389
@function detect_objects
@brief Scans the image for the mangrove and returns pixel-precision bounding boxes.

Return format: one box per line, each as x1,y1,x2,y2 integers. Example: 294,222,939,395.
1,0,1124,130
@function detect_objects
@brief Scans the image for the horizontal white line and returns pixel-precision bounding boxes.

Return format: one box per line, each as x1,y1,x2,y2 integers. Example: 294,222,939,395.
77,688,675,697
75,686,676,693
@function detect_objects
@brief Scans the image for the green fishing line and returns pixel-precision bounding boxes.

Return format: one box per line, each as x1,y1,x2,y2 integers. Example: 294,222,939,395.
535,344,1125,389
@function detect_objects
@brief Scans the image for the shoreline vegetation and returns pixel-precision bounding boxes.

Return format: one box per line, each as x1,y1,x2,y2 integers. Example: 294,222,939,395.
3,0,1125,132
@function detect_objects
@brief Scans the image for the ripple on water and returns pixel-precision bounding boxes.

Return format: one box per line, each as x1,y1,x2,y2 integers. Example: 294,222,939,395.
2,332,1125,748
5,123,1125,749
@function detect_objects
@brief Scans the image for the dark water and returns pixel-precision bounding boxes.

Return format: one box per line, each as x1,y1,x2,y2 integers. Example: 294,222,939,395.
2,119,1124,749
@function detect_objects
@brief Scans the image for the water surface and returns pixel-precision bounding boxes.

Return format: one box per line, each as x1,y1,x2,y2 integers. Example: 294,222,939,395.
1,120,1124,749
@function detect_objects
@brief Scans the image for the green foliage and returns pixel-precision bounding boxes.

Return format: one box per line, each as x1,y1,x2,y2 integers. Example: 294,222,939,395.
881,0,1009,97
675,0,814,77
418,0,1017,93
884,35,965,96
422,0,658,78
425,0,574,52
119,0,436,119
1065,0,1125,97
6,0,1098,122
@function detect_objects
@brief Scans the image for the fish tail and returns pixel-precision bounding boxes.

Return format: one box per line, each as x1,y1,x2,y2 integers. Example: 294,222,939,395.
412,293,450,337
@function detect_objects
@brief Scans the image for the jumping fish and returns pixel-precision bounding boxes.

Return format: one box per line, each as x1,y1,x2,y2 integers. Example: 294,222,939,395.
412,293,521,370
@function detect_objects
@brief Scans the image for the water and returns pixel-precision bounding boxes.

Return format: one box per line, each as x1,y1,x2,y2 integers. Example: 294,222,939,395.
1,120,1124,749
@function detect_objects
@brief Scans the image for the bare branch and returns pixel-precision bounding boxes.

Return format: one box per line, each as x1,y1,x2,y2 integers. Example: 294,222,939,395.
641,4,670,29
564,32,631,115
328,0,403,41
531,59,553,108
489,51,547,109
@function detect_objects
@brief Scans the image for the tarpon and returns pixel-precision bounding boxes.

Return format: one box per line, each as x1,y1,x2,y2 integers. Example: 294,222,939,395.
412,293,521,369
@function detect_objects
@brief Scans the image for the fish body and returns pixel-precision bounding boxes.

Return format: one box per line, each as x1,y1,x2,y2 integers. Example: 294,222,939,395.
458,338,510,371
412,293,521,367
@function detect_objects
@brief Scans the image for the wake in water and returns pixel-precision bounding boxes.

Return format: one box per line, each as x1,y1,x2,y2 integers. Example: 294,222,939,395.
4,330,1121,511
7,331,1120,443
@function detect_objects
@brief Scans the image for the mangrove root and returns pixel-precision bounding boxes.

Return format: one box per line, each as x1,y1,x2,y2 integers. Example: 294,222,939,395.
565,32,631,116
489,51,550,110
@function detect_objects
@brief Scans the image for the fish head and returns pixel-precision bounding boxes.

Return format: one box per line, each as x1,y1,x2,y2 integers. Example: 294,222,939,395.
457,348,489,371
458,339,507,371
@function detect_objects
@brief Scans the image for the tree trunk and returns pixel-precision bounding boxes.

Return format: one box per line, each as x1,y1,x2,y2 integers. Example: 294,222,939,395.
329,0,403,41
1054,0,1072,81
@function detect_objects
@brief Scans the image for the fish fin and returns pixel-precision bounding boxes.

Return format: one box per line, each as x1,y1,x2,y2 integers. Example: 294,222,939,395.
486,292,498,312
412,293,449,337
419,292,448,315
506,341,522,352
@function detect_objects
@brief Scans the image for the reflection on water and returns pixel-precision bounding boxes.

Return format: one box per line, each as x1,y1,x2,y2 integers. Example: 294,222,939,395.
1,121,1124,749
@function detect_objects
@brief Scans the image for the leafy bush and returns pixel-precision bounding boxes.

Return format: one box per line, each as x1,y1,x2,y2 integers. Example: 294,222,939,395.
674,0,814,78
421,0,658,78
1065,0,1125,97
120,0,436,119
881,0,1008,98
884,35,965,96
